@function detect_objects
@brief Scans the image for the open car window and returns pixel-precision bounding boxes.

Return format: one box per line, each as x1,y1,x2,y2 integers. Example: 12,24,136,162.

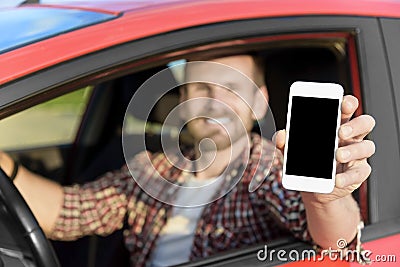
0,86,93,151
118,35,365,265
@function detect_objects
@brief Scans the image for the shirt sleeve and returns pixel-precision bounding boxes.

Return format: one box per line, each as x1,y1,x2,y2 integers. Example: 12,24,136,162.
254,149,312,243
49,165,133,241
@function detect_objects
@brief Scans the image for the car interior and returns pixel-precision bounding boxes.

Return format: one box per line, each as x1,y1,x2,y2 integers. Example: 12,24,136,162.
0,36,361,267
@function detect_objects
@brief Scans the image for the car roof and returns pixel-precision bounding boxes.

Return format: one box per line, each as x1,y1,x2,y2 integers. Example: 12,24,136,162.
38,0,191,14
37,0,400,17
1,0,400,85
35,0,400,16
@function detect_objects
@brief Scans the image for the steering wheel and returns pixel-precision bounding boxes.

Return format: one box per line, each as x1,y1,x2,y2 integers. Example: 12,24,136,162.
0,168,60,267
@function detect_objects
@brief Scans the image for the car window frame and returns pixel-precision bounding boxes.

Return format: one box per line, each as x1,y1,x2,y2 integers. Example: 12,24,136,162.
378,17,400,222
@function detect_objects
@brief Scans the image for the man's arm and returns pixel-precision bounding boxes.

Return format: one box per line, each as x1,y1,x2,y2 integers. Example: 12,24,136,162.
0,151,64,236
275,95,375,249
301,193,361,248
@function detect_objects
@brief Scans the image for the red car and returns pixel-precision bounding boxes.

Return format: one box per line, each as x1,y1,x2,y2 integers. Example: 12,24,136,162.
0,0,399,266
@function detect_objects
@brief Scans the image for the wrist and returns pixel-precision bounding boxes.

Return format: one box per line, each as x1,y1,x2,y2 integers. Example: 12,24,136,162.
301,191,351,206
300,191,330,207
0,152,19,181
301,192,359,217
9,158,19,181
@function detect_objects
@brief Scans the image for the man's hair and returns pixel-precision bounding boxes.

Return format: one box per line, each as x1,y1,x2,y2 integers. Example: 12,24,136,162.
183,51,266,88
250,52,266,88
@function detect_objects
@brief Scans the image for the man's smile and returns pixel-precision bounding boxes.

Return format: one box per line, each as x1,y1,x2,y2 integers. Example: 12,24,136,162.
205,117,232,125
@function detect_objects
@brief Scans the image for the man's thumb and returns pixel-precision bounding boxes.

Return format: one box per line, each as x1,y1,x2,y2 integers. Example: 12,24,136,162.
273,130,286,152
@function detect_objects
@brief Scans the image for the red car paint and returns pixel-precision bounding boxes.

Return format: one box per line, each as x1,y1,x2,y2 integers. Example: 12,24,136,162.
2,0,400,85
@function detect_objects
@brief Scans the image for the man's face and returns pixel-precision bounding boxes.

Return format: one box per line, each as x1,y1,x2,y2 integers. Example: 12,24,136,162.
180,55,267,150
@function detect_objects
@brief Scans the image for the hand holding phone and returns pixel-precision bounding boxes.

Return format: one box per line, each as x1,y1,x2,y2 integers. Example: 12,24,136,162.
282,81,343,193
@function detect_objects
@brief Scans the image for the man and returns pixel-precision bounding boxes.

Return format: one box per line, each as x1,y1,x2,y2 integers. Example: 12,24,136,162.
0,54,375,266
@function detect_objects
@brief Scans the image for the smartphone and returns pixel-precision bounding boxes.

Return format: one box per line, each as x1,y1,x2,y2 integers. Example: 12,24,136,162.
282,81,343,193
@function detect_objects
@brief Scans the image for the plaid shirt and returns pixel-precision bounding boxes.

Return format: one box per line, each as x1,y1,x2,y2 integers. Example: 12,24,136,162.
50,134,312,266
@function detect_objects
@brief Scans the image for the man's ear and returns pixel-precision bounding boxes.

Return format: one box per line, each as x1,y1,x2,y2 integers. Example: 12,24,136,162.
251,85,269,120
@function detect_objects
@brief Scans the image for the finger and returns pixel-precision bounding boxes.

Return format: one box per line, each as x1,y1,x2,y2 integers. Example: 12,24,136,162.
336,140,376,163
341,95,359,124
274,130,286,152
339,114,376,141
335,160,371,189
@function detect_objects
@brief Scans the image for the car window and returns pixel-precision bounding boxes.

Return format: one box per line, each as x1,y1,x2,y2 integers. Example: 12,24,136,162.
115,36,361,266
0,86,93,151
42,34,365,267
0,29,368,267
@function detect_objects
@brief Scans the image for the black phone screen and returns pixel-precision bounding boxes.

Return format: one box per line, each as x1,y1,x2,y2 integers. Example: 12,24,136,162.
285,96,340,179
